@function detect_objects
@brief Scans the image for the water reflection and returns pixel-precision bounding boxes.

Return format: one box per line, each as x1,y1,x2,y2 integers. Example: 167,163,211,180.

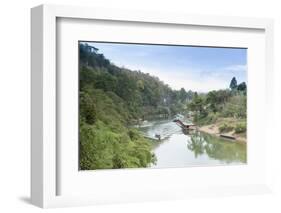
188,131,247,164
137,119,247,168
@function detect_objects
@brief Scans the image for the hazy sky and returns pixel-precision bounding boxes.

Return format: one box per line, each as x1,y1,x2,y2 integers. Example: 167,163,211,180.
82,42,247,92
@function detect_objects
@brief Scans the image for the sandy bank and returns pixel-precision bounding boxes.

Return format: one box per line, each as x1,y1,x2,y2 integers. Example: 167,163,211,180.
198,124,246,144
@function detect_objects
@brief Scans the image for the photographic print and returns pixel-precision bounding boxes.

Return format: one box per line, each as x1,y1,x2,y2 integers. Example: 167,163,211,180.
79,42,247,170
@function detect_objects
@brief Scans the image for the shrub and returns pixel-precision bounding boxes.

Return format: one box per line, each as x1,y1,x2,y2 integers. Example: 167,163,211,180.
206,113,218,123
221,95,247,119
219,123,234,133
235,122,246,133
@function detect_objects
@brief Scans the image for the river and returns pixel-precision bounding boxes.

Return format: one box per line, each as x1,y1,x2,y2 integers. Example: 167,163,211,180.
136,119,246,168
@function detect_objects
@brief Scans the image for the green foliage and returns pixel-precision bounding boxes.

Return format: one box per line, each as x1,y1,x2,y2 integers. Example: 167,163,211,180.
234,122,247,133
188,93,205,113
206,90,231,113
237,82,246,91
188,93,207,122
219,123,234,133
195,112,218,126
237,82,247,95
79,107,157,170
221,95,247,119
179,88,187,102
79,120,156,170
188,79,246,127
230,77,238,90
79,91,97,125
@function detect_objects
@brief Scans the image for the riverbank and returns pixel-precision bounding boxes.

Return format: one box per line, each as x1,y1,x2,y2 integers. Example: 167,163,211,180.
197,120,247,143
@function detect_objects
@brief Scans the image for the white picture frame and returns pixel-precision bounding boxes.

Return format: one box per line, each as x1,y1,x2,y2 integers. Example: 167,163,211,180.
31,4,274,208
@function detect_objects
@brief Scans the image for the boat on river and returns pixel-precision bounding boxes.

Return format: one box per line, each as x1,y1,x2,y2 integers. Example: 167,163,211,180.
173,119,196,130
220,134,236,140
155,134,161,140
143,133,162,141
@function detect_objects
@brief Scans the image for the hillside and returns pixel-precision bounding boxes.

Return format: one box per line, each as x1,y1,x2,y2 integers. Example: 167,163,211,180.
79,43,192,170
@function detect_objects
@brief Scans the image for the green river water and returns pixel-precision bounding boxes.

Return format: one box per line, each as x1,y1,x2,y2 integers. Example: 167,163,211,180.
137,119,246,168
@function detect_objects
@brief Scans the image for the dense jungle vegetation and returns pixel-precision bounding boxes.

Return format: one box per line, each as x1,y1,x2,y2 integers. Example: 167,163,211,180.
79,43,247,170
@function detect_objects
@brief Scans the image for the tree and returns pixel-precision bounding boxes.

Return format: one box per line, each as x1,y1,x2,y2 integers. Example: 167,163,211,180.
179,88,187,102
136,80,144,90
206,91,218,113
188,92,205,117
237,82,247,92
229,77,237,90
186,90,194,101
79,91,97,125
205,90,231,113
